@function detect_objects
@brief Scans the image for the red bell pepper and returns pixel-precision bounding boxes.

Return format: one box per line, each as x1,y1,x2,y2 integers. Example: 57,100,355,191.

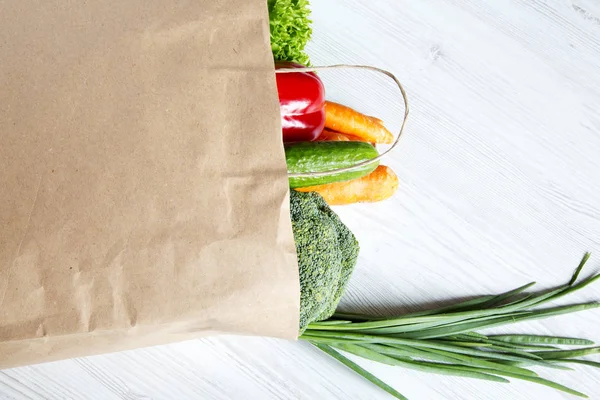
275,61,326,142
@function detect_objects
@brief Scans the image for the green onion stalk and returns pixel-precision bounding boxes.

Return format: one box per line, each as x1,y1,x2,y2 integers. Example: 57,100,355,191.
301,253,600,399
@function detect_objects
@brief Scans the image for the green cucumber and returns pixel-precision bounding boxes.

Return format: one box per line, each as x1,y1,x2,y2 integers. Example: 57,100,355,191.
285,141,379,188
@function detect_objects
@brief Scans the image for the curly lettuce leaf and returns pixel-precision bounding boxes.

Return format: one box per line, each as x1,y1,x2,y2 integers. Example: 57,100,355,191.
268,0,312,65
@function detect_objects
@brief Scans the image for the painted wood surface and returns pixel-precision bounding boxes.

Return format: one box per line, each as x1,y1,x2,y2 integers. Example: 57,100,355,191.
2,0,600,399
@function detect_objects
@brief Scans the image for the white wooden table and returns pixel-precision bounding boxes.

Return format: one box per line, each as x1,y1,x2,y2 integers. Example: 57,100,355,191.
2,1,600,399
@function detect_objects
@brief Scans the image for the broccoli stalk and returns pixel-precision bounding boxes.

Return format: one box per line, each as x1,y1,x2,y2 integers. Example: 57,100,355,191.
290,190,359,333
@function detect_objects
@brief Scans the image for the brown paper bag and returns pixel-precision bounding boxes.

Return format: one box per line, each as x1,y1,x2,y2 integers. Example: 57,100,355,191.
0,0,300,369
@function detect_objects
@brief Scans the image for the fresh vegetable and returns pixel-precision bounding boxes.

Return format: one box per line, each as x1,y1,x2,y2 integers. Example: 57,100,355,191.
295,165,399,205
268,0,312,65
285,141,379,188
276,61,325,142
268,5,598,400
315,129,352,142
301,253,600,399
315,129,373,143
368,115,385,125
290,190,359,333
325,101,395,144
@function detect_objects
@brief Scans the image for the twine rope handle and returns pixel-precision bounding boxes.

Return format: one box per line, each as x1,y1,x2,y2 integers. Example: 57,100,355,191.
275,64,410,178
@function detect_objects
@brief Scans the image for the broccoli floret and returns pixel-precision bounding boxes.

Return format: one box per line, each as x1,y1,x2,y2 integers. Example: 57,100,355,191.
290,190,359,333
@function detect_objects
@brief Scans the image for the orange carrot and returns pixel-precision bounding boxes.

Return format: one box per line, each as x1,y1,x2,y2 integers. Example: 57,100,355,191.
316,129,351,141
316,128,375,144
295,165,399,205
368,116,385,125
324,101,394,144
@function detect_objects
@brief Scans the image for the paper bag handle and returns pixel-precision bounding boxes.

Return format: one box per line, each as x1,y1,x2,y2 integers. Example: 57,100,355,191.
275,64,410,178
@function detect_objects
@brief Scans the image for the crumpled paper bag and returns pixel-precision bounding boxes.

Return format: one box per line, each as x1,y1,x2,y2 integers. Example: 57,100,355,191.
0,0,300,369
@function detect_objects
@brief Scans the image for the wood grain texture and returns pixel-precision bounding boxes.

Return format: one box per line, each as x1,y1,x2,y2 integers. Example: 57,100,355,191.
2,0,600,399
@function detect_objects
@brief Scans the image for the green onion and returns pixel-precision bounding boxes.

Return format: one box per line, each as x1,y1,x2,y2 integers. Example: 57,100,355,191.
301,253,600,399
313,344,409,400
488,335,595,346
